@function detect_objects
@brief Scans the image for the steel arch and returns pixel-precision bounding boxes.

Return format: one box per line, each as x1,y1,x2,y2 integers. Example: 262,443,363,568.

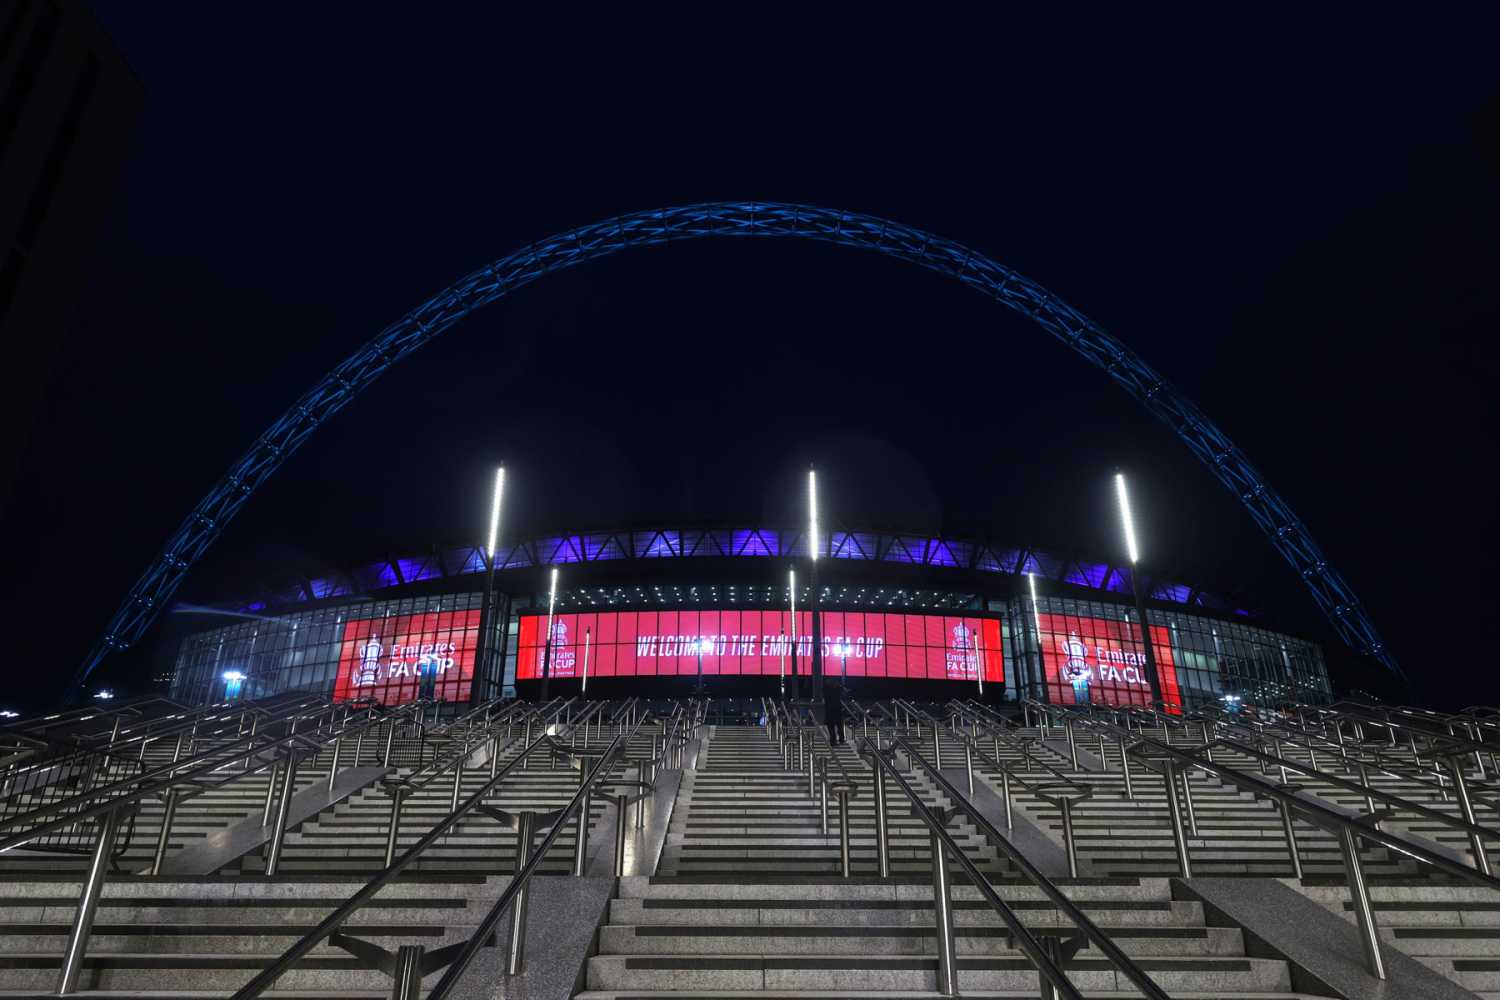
74,201,1401,692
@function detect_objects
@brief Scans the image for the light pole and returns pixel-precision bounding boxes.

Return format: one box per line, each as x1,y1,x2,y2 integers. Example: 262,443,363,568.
808,466,824,699
1115,471,1165,709
580,628,592,696
973,625,984,698
788,568,800,701
474,466,505,705
539,567,559,703
778,630,786,697
694,637,712,696
1028,572,1047,703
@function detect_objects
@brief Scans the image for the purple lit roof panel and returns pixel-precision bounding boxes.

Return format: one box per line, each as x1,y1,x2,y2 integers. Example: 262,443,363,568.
734,530,776,557
973,547,1006,573
636,531,678,558
1152,582,1192,604
883,536,921,564
583,534,627,561
536,536,584,564
396,557,440,583
927,539,964,568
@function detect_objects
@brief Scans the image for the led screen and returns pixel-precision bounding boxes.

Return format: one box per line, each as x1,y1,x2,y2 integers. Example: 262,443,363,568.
332,609,479,704
515,609,1003,683
1037,612,1181,713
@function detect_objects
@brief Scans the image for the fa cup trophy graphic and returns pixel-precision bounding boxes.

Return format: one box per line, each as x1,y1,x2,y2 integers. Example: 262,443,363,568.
354,636,382,686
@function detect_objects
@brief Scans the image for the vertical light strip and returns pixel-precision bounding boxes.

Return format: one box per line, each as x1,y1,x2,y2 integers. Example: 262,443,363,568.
486,466,505,560
1028,572,1045,666
975,623,984,694
581,628,592,693
778,631,786,693
545,567,559,642
789,568,798,658
1115,471,1140,564
807,467,819,562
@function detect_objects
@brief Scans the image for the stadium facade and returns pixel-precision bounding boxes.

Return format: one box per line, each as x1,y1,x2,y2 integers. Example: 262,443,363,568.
168,524,1331,711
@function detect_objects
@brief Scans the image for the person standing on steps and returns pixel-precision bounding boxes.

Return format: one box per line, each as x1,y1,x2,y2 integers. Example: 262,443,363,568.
823,678,846,746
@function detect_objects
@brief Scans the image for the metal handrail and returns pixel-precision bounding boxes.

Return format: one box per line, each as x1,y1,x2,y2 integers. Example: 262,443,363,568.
1203,734,1500,875
861,735,1093,1000
0,694,330,793
0,699,400,847
1046,701,1500,979
942,702,1093,795
40,700,420,993
229,716,646,1000
1194,705,1492,809
887,732,1169,1000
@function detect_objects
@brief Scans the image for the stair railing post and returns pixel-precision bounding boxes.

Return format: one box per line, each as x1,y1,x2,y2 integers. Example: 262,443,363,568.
149,787,182,876
573,759,592,877
964,741,974,797
506,810,536,974
1163,760,1193,877
264,750,300,876
1443,753,1492,875
1059,797,1080,877
1336,822,1386,979
1065,719,1079,770
1000,767,1014,830
1278,796,1303,880
929,828,959,996
932,726,943,769
819,765,829,835
873,759,891,877
327,735,342,794
451,750,465,813
1180,761,1200,836
382,945,424,1000
55,802,126,995
1120,738,1136,800
261,756,281,827
613,794,630,877
836,788,852,878
382,722,396,767
384,785,408,868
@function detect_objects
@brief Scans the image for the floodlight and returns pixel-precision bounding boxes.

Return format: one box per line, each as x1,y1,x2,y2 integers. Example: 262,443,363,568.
486,466,505,561
1115,471,1140,564
807,467,819,561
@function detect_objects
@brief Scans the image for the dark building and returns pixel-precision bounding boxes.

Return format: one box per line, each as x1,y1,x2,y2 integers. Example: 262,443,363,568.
0,0,144,513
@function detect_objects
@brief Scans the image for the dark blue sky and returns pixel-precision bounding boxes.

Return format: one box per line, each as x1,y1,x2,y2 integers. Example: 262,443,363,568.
4,3,1497,705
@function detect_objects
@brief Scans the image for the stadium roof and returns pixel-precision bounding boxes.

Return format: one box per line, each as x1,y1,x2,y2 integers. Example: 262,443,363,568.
220,524,1255,620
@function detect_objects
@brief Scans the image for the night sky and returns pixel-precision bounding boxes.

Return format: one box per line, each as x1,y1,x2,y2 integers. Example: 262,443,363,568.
2,4,1497,709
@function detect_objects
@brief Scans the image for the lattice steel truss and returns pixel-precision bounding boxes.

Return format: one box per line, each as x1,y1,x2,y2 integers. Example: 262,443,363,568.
73,202,1401,693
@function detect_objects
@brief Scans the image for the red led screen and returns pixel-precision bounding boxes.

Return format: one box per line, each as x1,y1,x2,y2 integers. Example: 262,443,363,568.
1037,613,1181,713
332,609,479,704
515,610,1002,683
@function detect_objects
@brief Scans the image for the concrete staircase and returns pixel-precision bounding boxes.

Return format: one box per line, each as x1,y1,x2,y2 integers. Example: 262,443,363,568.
587,724,1316,999
0,873,501,997
924,723,1427,881
232,720,660,876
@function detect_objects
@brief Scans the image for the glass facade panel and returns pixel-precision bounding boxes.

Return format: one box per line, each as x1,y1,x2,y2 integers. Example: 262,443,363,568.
171,582,1329,709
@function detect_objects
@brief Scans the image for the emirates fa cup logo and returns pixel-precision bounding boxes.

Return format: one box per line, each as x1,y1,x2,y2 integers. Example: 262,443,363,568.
945,622,977,678
1061,633,1091,681
951,622,972,650
551,621,569,648
354,636,381,686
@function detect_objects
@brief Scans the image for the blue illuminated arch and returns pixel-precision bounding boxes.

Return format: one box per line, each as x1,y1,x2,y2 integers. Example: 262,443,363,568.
74,202,1401,691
